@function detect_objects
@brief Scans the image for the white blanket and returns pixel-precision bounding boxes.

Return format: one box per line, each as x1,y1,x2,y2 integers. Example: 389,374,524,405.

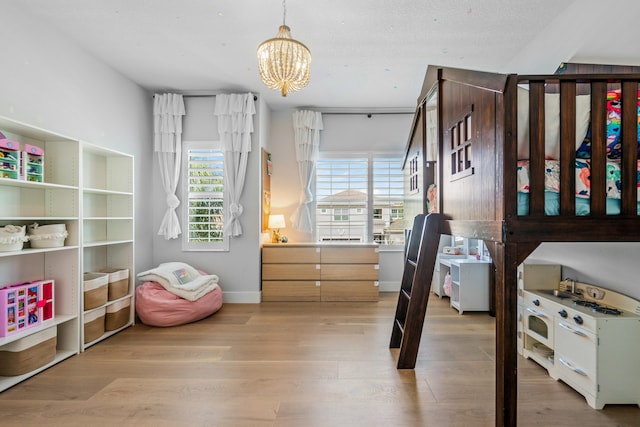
136,262,219,302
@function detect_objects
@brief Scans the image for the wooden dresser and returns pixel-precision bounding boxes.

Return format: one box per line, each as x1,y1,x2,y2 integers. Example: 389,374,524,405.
261,243,379,301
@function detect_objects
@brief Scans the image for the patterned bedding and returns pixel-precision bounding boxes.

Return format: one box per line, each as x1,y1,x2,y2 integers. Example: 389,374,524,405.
517,88,640,210
517,159,640,200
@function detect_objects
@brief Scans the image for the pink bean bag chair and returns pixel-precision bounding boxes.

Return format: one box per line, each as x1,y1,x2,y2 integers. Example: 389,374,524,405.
135,281,223,327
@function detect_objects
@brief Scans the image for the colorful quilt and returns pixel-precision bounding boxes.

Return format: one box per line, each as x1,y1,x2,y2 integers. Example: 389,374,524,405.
576,89,640,159
517,159,640,199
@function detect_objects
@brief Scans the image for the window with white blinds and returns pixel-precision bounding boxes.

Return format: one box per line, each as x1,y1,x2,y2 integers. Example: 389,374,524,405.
182,141,228,251
372,156,405,245
315,154,404,245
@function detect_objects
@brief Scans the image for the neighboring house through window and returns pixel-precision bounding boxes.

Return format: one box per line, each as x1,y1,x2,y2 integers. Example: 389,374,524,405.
316,153,404,245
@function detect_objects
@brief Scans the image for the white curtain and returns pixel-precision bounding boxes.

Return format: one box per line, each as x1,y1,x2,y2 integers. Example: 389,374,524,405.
153,93,186,240
214,93,256,237
290,110,323,233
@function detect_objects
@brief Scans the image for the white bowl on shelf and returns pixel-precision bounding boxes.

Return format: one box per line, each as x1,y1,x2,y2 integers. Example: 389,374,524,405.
27,223,68,248
0,225,27,252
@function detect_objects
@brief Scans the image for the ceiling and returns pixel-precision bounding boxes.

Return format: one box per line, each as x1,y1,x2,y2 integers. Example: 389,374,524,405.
14,0,639,111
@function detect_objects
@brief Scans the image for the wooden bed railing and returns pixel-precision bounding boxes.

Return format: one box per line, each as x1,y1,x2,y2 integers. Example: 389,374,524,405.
512,75,639,219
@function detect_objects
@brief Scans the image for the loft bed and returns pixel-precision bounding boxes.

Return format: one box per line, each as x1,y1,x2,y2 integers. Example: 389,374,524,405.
402,63,640,426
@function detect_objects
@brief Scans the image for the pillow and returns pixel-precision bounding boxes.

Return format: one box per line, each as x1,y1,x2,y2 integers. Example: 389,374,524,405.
517,86,591,160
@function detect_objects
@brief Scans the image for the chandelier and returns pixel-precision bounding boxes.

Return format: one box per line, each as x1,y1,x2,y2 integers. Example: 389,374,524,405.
256,0,311,97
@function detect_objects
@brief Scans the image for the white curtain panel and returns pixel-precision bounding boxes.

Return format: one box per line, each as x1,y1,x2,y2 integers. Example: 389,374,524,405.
291,110,323,233
214,93,256,237
153,93,186,240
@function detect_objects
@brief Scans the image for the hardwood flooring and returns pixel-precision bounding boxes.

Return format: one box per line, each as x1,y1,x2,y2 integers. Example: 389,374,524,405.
0,293,638,426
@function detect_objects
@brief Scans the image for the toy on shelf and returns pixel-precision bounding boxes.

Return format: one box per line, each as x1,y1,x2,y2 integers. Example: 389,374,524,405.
20,144,44,183
0,280,55,337
0,133,20,180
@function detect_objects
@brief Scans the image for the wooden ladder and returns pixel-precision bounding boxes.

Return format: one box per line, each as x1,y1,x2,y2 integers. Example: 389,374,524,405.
389,213,441,369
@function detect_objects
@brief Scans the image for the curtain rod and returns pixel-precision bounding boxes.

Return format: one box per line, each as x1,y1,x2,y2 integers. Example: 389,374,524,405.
308,107,414,115
154,93,258,101
320,111,412,115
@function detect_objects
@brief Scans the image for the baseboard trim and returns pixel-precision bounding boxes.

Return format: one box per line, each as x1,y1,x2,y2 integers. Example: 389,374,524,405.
222,291,261,304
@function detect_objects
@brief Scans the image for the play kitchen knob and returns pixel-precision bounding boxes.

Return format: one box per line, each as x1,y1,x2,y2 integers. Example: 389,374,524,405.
558,309,568,318
533,299,540,306
573,314,584,325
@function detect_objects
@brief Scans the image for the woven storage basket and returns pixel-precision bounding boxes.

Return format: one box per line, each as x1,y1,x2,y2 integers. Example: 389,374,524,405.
105,298,131,331
27,223,68,249
0,326,56,376
100,268,130,301
83,272,108,310
83,307,106,344
0,225,27,252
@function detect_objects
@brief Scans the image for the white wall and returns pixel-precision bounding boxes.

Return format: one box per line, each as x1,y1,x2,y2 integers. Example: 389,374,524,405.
149,95,266,303
0,1,154,274
268,111,412,291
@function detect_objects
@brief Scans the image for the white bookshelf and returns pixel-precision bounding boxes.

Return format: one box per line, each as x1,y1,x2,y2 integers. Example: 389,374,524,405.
0,116,135,390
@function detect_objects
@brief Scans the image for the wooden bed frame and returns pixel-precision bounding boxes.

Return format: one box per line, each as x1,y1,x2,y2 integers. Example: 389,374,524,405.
403,63,640,426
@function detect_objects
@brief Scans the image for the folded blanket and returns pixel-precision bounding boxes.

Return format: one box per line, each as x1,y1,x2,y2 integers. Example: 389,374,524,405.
136,262,219,302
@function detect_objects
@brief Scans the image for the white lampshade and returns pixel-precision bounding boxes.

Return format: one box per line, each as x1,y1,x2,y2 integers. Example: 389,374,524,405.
268,214,286,229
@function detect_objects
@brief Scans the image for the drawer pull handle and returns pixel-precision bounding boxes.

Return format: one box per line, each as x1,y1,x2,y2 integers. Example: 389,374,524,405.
559,357,587,376
559,322,587,337
526,307,547,318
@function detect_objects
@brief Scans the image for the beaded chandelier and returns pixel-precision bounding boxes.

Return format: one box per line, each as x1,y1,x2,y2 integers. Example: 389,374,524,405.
256,0,311,97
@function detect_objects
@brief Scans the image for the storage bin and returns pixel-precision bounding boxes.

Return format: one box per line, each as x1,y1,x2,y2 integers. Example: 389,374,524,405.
0,224,27,252
83,272,108,310
0,279,55,337
100,268,130,301
0,326,56,376
105,298,130,331
27,223,68,248
83,307,106,344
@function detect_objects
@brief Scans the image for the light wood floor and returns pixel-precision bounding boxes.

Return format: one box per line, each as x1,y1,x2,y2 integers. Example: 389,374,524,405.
0,293,638,426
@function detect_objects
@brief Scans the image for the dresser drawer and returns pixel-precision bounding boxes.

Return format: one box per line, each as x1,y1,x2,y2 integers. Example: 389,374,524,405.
262,263,321,280
321,247,378,264
320,263,379,281
262,246,320,264
321,281,378,301
262,281,321,301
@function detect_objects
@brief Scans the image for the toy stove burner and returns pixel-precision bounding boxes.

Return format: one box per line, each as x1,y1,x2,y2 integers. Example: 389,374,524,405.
572,299,623,315
593,306,622,315
573,300,600,309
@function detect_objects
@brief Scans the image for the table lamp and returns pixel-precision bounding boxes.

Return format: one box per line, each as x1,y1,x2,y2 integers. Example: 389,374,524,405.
268,214,286,243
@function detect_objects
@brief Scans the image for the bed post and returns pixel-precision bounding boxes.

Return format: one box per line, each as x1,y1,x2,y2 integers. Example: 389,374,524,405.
488,240,540,427
487,241,515,427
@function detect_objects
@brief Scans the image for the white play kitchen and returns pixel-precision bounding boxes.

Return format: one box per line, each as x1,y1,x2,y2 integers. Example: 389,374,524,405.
518,261,640,409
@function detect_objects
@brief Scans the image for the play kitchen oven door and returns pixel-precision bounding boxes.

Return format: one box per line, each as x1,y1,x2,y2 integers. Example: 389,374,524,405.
522,292,558,369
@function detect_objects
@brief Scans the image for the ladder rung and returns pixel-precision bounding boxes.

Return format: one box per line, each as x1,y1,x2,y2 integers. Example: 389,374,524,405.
407,259,417,267
401,288,411,300
394,318,405,334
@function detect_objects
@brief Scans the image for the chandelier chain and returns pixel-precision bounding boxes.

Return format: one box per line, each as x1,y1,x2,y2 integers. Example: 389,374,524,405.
282,0,286,26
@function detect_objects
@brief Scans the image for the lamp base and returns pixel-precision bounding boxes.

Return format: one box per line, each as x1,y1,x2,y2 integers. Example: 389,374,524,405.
271,229,282,243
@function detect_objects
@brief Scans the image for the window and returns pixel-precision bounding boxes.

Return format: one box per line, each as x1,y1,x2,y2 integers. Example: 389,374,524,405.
373,156,405,245
333,208,349,221
315,154,404,245
182,141,228,251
